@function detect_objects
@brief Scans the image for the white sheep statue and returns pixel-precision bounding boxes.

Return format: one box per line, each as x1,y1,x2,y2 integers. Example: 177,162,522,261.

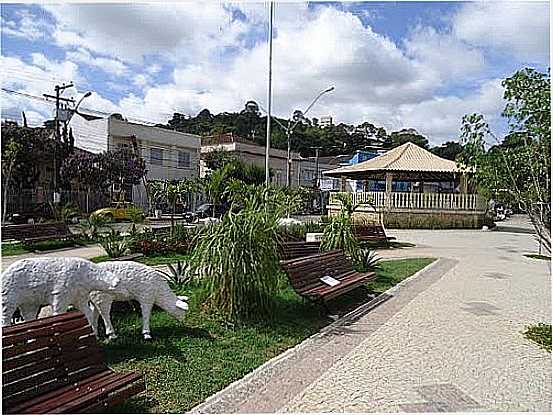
1,257,127,328
89,261,189,340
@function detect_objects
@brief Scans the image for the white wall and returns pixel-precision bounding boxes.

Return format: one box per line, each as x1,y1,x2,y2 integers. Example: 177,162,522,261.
68,114,109,154
108,118,201,181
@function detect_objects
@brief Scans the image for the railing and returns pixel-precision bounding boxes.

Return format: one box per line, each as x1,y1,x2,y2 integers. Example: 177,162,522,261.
329,192,487,212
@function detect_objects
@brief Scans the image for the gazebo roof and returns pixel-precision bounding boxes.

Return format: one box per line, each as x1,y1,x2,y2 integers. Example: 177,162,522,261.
323,142,462,178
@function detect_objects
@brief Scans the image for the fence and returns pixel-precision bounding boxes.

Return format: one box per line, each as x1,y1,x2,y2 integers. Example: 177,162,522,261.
3,189,110,218
329,191,487,212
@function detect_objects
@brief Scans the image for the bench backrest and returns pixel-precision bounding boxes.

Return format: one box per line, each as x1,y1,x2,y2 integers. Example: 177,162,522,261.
1,222,72,242
354,225,386,238
280,250,353,294
2,312,107,410
280,241,321,261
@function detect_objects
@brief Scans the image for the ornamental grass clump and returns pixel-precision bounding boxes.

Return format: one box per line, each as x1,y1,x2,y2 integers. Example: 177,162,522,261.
190,183,283,321
321,193,361,262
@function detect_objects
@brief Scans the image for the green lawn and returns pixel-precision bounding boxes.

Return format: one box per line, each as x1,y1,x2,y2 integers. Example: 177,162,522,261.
367,257,436,294
90,253,190,266
103,257,435,413
1,239,81,256
524,323,552,352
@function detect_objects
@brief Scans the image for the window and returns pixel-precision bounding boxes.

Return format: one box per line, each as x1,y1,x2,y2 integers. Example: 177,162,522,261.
150,148,163,166
178,150,191,168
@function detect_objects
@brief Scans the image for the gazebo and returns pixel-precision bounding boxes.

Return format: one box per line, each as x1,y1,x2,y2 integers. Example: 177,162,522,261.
323,142,487,228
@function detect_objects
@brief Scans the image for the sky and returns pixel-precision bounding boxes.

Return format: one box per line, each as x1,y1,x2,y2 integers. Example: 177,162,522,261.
0,1,550,145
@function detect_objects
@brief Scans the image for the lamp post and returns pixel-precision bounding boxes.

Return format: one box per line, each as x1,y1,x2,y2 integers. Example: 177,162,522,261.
285,86,334,187
74,91,92,114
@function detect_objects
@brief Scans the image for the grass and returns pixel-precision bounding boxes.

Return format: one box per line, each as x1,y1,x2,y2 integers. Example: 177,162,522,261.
90,253,190,266
367,257,436,294
524,254,551,261
523,323,552,352
101,257,433,413
1,239,80,256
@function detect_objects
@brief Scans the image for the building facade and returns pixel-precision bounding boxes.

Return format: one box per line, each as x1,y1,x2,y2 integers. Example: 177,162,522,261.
200,133,339,190
69,113,201,207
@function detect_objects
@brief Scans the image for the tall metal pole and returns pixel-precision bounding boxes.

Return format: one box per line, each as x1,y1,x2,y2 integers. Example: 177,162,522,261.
286,123,291,187
265,1,274,185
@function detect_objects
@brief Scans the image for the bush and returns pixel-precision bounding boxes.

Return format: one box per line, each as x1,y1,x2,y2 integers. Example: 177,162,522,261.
321,213,360,261
100,229,129,258
277,222,324,242
355,248,381,272
190,184,282,321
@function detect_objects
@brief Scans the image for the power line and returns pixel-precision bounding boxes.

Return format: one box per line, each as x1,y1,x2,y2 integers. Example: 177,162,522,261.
1,88,173,126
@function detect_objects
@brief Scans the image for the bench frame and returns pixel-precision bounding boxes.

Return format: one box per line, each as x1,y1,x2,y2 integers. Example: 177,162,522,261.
280,250,376,305
1,222,76,246
2,311,145,414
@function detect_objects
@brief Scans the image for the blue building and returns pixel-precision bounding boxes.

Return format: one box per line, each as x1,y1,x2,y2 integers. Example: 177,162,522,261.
346,150,410,192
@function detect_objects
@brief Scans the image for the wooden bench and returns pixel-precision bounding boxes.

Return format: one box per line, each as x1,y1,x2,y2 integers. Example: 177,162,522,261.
1,222,75,246
280,241,322,261
280,250,376,302
2,311,145,414
354,224,396,246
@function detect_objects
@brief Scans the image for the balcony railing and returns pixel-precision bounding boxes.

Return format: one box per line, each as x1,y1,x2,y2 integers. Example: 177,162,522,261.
329,191,487,212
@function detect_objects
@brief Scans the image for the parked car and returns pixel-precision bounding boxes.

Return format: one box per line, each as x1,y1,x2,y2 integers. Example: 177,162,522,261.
90,202,144,222
184,203,225,223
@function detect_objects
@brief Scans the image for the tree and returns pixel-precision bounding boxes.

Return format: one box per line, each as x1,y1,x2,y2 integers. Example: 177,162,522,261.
431,141,464,160
61,148,147,203
458,68,550,252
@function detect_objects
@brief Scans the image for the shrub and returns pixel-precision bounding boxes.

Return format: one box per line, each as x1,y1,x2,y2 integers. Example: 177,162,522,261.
79,214,109,241
355,248,381,272
100,229,129,258
321,212,360,262
165,260,193,292
190,183,282,321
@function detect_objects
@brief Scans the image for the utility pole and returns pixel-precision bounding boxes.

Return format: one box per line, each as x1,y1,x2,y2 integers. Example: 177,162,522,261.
44,83,74,202
310,146,322,189
265,1,274,185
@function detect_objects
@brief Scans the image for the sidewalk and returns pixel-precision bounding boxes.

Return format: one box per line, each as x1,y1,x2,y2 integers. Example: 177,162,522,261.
1,244,105,270
194,216,551,413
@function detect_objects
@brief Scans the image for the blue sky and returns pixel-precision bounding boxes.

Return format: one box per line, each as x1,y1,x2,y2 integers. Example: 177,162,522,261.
1,2,549,144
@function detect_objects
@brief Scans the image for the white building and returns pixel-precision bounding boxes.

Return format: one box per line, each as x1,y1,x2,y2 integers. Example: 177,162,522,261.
69,113,201,207
320,116,333,128
201,133,339,190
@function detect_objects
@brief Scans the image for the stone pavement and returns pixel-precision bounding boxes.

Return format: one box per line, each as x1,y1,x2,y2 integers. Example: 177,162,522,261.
193,215,551,413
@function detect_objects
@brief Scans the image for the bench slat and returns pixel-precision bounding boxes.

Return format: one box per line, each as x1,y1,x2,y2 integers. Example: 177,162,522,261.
3,311,144,413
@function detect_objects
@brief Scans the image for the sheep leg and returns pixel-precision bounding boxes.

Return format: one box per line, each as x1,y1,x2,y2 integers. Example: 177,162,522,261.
74,298,97,335
2,302,17,326
95,298,117,340
51,294,71,315
140,302,153,340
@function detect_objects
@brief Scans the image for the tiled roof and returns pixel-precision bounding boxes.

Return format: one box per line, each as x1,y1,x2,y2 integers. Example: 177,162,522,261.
323,142,462,177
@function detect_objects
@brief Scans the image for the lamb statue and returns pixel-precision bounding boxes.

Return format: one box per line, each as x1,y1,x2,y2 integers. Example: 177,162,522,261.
89,261,189,340
1,257,127,328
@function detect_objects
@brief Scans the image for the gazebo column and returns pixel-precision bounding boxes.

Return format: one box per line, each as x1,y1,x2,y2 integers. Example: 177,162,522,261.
340,175,347,192
385,172,393,208
363,179,369,192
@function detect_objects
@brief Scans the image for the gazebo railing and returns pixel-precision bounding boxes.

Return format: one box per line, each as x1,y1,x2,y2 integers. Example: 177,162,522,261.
329,192,487,212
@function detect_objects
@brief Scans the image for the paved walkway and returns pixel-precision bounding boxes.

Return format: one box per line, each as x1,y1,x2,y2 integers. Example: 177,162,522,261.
1,244,104,270
194,216,551,413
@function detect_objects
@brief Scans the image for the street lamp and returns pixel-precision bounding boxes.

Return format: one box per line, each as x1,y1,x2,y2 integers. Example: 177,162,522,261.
74,91,92,114
284,86,334,187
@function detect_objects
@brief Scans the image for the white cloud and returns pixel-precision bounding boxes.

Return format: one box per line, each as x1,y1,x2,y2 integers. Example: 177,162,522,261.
1,10,50,41
453,2,549,63
3,2,548,144
66,48,129,77
404,26,486,83
45,3,249,64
